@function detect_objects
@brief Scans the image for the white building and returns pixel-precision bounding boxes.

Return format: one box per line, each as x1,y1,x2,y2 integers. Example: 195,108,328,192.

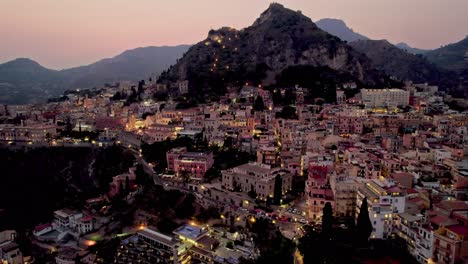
433,148,452,164
361,88,410,108
356,179,406,239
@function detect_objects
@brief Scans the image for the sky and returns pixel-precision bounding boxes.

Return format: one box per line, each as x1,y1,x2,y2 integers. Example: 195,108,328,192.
1,0,467,69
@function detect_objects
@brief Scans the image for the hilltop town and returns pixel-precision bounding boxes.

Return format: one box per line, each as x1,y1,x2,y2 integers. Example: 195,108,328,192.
0,76,467,264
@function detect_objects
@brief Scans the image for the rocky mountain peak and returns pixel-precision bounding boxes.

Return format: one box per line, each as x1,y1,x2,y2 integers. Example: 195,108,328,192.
252,3,311,27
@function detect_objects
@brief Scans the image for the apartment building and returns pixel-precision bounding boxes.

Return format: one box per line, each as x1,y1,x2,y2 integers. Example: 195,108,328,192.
361,88,410,108
356,179,406,239
221,162,292,200
166,147,214,180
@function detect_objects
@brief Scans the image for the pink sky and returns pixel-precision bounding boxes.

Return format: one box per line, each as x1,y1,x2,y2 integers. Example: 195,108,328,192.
1,0,467,69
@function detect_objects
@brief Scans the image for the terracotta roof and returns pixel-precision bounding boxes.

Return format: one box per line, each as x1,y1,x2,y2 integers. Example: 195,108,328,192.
34,223,52,232
446,225,468,238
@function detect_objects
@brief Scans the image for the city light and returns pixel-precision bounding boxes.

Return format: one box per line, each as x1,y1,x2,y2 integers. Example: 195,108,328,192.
85,240,96,246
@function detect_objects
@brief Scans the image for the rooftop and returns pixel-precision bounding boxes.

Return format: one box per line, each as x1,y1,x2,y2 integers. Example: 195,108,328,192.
138,227,177,247
173,224,208,241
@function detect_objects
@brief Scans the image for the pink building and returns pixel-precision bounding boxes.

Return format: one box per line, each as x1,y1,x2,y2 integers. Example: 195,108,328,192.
166,147,214,180
108,168,137,197
306,165,334,220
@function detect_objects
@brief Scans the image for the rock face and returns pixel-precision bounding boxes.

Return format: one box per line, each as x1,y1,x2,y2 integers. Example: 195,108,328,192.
349,39,458,90
158,3,384,95
316,18,369,43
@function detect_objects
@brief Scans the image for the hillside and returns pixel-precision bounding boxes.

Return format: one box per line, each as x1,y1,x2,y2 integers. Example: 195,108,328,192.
0,59,65,104
62,45,191,88
316,18,369,43
314,18,430,56
395,42,430,55
158,3,388,99
349,39,457,90
0,45,191,104
425,36,468,72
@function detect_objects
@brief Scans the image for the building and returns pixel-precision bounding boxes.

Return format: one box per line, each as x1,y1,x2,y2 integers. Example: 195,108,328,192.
178,80,189,94
54,209,83,230
115,227,189,264
336,90,346,105
166,147,214,180
256,146,278,167
0,242,23,264
356,179,406,239
0,124,57,142
433,225,468,264
330,175,357,218
115,224,256,264
0,230,23,264
394,213,424,262
306,165,334,220
221,162,292,200
361,88,410,108
55,248,95,264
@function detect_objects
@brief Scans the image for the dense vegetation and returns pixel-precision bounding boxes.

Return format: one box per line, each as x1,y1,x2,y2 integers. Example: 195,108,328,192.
0,145,134,230
425,36,468,72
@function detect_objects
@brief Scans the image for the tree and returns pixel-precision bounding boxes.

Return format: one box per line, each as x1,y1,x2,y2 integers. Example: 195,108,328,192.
125,176,130,193
119,181,124,195
226,241,234,249
322,202,333,236
135,164,146,186
356,197,373,246
112,91,122,101
273,174,282,205
276,106,298,119
253,96,265,111
180,170,190,183
65,117,73,136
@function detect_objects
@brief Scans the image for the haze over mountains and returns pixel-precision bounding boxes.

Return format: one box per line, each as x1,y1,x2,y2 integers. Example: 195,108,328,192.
0,45,190,104
0,3,467,105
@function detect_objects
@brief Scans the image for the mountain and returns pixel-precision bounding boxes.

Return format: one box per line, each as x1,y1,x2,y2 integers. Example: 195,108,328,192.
61,45,191,89
395,42,430,55
425,36,468,72
159,3,389,100
0,59,65,104
349,39,457,90
315,18,431,55
316,18,369,42
0,45,191,104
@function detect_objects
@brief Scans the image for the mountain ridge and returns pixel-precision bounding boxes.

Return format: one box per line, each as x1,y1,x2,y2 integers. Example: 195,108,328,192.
158,3,389,100
316,18,369,43
0,45,191,104
424,36,468,72
349,39,458,90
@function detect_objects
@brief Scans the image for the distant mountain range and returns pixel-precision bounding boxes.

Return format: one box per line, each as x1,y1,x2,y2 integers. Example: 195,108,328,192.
316,18,430,55
316,18,369,43
158,3,392,101
1,5,466,105
0,45,191,104
317,18,466,96
349,40,458,90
